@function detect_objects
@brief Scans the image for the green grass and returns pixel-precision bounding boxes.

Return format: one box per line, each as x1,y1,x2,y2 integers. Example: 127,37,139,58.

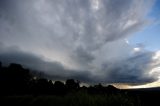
0,92,141,106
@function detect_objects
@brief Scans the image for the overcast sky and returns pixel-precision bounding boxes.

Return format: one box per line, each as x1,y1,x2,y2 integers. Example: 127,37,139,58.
0,0,160,85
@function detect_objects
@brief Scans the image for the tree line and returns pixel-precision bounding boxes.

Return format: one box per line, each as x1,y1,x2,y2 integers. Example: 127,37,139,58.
0,62,119,95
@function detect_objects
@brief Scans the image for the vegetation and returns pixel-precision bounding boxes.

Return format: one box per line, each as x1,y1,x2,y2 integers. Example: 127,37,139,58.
0,62,159,106
0,93,139,106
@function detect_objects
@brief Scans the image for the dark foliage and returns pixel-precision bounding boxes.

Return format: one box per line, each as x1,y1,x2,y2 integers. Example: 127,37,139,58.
0,62,1,68
0,62,160,106
53,81,66,95
0,62,119,96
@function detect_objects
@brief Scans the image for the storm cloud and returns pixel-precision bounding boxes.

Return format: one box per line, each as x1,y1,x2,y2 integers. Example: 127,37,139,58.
0,0,159,84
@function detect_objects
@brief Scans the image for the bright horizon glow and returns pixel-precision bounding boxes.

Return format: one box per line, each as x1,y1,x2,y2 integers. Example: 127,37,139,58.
128,81,160,89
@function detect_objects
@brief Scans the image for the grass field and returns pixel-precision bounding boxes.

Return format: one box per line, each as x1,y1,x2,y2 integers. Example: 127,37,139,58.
0,92,140,106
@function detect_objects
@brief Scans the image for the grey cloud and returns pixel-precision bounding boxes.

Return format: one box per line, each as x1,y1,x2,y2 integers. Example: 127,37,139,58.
0,0,153,53
100,52,157,83
0,43,159,84
72,46,95,69
0,0,158,84
0,44,93,82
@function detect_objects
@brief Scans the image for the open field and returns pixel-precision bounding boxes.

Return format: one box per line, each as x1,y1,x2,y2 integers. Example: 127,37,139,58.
0,92,140,106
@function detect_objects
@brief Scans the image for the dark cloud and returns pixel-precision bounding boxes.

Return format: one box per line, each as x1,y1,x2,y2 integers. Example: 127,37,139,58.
0,44,159,84
101,52,157,83
0,44,93,82
72,46,95,69
0,0,159,84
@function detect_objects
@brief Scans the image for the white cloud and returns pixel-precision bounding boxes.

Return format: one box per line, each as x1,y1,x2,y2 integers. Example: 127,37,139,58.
133,47,141,52
152,50,160,60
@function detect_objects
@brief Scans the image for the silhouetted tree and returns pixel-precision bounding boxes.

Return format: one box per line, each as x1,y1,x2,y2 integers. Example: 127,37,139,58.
54,81,65,89
106,85,118,93
0,63,33,94
0,62,2,69
0,62,121,96
53,81,66,95
66,79,80,91
8,63,32,82
33,78,53,95
94,83,103,88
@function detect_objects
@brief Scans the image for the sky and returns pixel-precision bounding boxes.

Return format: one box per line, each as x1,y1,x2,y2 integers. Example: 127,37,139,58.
0,0,160,87
129,0,160,51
